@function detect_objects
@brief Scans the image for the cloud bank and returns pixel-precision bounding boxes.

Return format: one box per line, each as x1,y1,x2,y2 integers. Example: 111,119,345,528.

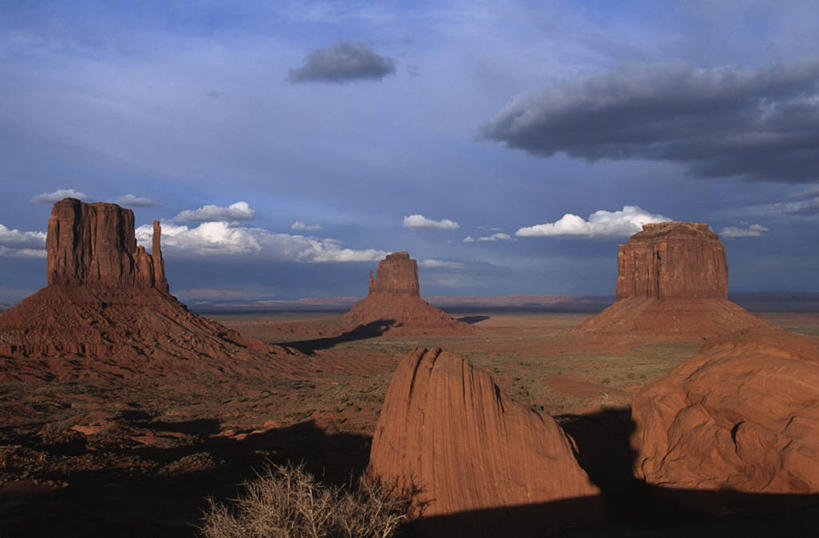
720,224,769,238
173,202,255,222
31,189,90,204
516,205,669,238
289,41,396,83
136,221,385,263
291,221,322,231
115,194,159,207
0,224,46,257
482,60,819,183
403,214,460,230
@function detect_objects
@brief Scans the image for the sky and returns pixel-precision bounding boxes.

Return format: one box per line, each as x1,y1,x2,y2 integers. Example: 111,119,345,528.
2,0,819,303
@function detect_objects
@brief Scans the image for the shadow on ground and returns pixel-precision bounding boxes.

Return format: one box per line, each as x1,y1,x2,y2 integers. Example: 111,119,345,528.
2,408,817,538
0,419,371,538
280,319,396,354
456,315,491,325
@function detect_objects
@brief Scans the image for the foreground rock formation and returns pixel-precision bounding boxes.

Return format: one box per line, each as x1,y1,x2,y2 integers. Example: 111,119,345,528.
0,198,293,382
632,327,819,498
368,348,604,537
344,252,468,335
577,222,767,343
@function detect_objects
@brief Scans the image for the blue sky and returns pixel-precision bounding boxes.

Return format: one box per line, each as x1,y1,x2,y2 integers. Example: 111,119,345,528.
2,1,819,302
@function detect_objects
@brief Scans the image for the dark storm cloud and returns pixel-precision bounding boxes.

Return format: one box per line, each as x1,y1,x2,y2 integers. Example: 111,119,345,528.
481,60,819,183
289,41,396,83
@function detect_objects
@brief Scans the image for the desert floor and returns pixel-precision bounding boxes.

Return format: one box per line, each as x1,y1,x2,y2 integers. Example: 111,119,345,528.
1,310,818,536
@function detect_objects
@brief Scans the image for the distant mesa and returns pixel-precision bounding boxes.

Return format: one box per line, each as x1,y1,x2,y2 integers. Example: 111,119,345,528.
0,198,294,382
367,348,605,537
632,327,819,503
576,221,767,342
344,251,469,335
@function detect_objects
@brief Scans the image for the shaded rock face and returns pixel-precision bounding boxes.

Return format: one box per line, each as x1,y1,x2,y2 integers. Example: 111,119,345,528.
368,348,604,537
345,252,468,335
0,198,293,381
47,198,168,292
368,251,419,296
576,221,765,344
616,222,728,300
632,328,819,497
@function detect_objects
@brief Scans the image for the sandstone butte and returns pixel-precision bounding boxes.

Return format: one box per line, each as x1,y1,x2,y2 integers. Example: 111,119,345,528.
343,251,469,335
367,348,605,537
632,327,819,500
576,221,768,343
0,198,295,382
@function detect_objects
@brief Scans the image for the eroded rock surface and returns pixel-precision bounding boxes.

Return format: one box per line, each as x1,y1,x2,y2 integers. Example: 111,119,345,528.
368,348,604,536
632,328,819,495
0,198,294,381
47,198,167,291
345,252,468,335
617,222,728,300
577,222,765,344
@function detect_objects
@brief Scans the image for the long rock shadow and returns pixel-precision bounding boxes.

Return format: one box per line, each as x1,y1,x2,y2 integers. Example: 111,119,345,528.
280,319,396,354
456,315,490,325
0,419,372,538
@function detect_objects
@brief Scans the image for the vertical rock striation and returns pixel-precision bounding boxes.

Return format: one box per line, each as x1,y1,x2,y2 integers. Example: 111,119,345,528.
46,198,167,291
368,348,604,536
367,251,420,296
616,222,728,300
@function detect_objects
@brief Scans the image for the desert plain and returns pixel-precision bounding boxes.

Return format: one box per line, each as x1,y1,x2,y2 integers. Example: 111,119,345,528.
1,308,817,536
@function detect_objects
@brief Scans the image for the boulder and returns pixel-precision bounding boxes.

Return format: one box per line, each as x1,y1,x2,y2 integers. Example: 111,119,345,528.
368,348,604,536
632,328,819,496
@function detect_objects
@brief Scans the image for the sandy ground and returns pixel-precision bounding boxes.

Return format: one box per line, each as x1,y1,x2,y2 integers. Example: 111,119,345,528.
1,310,818,536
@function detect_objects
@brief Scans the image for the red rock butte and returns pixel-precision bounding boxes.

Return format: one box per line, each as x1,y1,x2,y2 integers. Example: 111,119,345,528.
344,251,468,335
577,221,767,343
0,198,294,382
367,348,605,537
47,198,169,291
632,327,819,502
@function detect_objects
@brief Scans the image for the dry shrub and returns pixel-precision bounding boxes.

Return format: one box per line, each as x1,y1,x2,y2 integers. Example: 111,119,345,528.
200,463,412,538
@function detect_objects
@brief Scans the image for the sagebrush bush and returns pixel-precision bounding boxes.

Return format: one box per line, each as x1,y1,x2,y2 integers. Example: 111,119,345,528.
200,463,412,538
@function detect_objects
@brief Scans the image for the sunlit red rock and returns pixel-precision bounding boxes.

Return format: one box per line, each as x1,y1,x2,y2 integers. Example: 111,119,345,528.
632,328,819,495
345,251,468,334
368,348,604,536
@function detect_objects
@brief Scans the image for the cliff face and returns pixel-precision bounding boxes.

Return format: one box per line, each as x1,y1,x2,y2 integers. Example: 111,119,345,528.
46,198,167,291
367,348,604,536
367,251,419,296
616,222,728,300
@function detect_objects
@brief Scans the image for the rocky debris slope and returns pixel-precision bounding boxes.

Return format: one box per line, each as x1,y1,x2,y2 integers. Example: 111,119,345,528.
344,252,469,335
576,222,766,343
0,198,295,382
632,327,819,495
367,348,604,537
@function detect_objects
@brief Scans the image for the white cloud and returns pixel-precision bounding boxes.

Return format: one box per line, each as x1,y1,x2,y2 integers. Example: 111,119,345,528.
403,214,460,230
463,236,475,243
0,246,47,258
719,224,769,238
136,221,385,262
115,194,159,207
173,201,255,222
30,188,90,204
291,220,322,231
420,259,465,269
477,232,512,242
516,206,670,238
